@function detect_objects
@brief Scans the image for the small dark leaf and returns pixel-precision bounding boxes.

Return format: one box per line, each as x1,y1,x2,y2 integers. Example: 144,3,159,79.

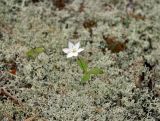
53,0,65,10
83,20,97,29
103,35,126,53
6,60,17,75
9,69,16,75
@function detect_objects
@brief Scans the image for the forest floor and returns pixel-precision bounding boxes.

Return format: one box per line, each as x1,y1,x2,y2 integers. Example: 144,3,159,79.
0,0,160,121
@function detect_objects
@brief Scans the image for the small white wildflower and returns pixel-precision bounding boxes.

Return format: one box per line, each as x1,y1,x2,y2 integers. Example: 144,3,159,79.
63,41,84,58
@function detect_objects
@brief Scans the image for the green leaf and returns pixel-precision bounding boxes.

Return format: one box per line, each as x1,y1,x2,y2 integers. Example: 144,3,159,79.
26,47,45,59
77,58,88,73
88,67,103,75
81,73,90,83
34,47,45,53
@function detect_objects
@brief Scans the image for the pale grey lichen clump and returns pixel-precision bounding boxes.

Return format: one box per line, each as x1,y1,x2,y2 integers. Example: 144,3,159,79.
0,0,160,120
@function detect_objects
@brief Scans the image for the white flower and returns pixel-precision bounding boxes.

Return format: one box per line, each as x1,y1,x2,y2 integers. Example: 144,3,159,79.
63,41,84,58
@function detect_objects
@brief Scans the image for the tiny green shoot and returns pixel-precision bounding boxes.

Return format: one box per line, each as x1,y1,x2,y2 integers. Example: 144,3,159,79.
77,57,103,84
26,47,45,59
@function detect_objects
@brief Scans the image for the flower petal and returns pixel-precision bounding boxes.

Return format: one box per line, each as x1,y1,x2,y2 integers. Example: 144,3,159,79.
77,48,84,53
67,52,74,58
75,42,80,49
63,48,70,54
72,52,78,57
68,41,74,49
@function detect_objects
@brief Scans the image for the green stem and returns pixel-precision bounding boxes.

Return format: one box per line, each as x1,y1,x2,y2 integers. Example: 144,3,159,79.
77,57,86,74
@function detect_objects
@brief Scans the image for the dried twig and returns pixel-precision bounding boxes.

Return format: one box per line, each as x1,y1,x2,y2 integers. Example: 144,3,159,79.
24,115,37,121
0,87,22,105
